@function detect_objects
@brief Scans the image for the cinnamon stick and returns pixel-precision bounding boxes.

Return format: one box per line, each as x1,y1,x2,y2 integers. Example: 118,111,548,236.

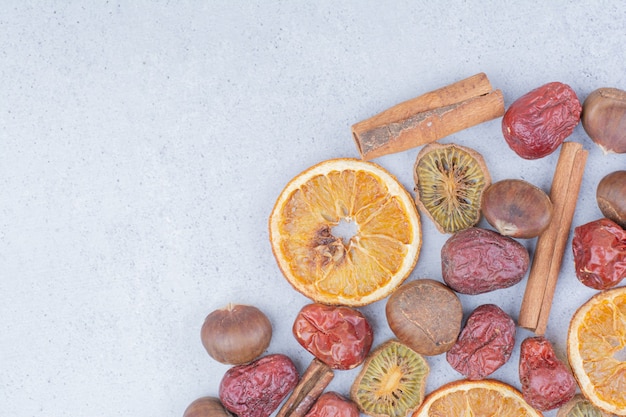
519,142,588,335
276,358,334,417
352,73,505,160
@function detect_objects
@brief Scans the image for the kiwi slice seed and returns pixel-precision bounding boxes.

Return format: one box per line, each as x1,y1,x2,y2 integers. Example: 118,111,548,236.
351,339,429,417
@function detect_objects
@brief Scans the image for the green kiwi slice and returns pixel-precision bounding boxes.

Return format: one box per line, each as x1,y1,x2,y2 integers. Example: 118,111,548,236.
413,142,491,234
350,339,429,417
557,394,612,417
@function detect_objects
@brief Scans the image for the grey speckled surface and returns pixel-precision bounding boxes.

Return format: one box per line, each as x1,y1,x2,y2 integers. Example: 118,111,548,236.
1,2,625,416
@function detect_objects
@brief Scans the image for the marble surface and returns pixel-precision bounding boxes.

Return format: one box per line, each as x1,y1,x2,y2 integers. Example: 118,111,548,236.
1,2,625,416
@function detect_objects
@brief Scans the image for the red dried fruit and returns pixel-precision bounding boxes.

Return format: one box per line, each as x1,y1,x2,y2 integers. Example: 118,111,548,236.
441,227,530,294
219,354,299,417
304,392,360,417
572,218,626,290
446,304,516,380
502,82,581,159
292,303,373,370
519,336,576,411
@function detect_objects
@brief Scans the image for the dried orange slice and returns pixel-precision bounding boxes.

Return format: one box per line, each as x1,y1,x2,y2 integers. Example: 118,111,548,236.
568,286,626,416
269,158,421,306
413,379,543,416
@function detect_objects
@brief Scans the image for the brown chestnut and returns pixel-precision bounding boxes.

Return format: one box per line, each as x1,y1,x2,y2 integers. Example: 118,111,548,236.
385,279,462,356
582,87,626,154
201,303,272,365
183,396,232,417
597,170,626,228
481,179,553,238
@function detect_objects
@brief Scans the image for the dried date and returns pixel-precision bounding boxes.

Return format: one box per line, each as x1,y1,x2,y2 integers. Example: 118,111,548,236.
292,303,373,370
446,304,516,379
219,353,299,417
572,218,626,290
304,392,359,417
519,336,576,411
441,227,530,294
502,82,581,159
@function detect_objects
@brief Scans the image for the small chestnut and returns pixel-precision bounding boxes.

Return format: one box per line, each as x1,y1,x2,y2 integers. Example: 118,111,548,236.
183,396,232,417
481,179,553,238
597,171,626,229
582,87,626,154
201,303,272,365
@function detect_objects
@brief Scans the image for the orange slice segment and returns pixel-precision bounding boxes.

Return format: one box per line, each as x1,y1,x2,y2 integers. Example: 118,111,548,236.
413,379,543,416
568,286,626,416
269,158,421,306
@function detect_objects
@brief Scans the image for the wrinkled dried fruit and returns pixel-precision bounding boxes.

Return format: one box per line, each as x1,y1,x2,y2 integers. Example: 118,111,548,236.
481,179,553,238
502,82,581,159
597,170,626,228
201,303,272,365
351,339,429,417
582,87,626,154
183,397,232,417
219,354,299,417
519,336,576,411
292,303,373,370
572,218,626,290
441,227,530,294
386,279,462,356
413,142,491,234
446,304,516,380
305,392,360,417
557,394,613,417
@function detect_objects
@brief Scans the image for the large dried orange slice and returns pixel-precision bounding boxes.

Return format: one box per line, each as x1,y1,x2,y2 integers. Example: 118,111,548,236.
568,286,626,416
269,158,421,306
413,379,543,416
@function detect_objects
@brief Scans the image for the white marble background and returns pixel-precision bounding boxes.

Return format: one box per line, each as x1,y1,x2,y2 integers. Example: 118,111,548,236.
1,2,625,416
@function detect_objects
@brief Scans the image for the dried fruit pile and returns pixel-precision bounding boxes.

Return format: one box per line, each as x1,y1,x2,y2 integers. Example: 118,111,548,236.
184,75,626,417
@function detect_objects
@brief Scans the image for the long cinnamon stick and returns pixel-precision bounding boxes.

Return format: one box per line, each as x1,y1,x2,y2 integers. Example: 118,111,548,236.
276,358,334,417
352,73,505,160
519,142,588,335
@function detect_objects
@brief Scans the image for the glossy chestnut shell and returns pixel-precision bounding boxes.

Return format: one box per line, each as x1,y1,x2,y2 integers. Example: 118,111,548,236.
183,397,232,417
201,303,272,365
481,179,553,238
597,170,626,228
582,87,626,154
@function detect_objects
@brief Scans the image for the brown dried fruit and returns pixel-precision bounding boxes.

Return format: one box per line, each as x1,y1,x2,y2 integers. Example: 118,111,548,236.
292,303,373,370
582,87,626,154
183,397,233,417
519,336,576,411
304,392,360,417
351,339,429,417
502,82,581,159
386,279,463,356
219,354,299,417
597,170,626,228
201,303,272,365
441,227,530,294
572,218,626,290
446,304,516,380
413,142,491,234
481,179,553,238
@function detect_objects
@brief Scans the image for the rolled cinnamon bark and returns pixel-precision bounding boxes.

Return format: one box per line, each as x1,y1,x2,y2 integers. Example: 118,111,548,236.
352,73,505,160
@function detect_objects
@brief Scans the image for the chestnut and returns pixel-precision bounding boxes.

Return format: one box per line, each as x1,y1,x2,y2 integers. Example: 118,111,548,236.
183,396,232,417
597,170,626,228
201,303,272,365
481,179,553,239
582,87,626,154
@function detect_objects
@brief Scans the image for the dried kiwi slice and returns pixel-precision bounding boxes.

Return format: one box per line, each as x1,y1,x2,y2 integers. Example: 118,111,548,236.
351,339,429,417
557,394,613,417
413,142,491,234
